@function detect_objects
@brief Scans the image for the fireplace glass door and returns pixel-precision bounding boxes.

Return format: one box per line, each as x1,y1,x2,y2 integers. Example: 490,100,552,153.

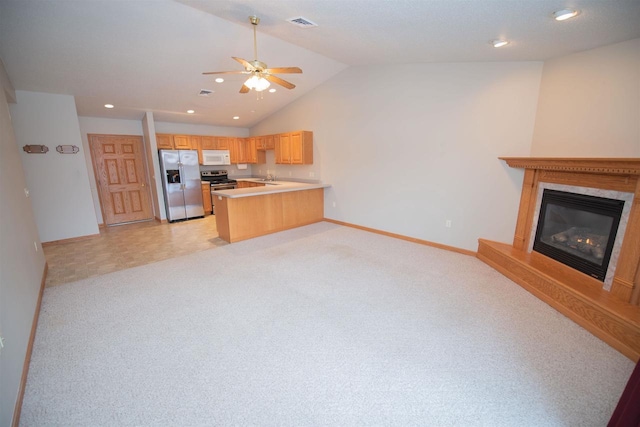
533,190,625,281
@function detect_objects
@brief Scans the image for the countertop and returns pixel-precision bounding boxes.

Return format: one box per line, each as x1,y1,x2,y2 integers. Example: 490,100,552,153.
212,178,330,199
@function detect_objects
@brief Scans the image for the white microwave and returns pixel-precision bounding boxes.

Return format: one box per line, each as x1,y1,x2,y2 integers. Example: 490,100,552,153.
201,150,231,166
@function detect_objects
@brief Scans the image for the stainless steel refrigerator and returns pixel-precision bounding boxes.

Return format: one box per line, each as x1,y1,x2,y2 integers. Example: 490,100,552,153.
159,150,204,222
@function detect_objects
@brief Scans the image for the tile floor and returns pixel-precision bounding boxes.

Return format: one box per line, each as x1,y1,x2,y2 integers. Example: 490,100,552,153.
43,215,227,287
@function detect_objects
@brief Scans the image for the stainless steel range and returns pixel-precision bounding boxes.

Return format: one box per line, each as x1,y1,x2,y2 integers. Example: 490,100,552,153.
200,170,237,214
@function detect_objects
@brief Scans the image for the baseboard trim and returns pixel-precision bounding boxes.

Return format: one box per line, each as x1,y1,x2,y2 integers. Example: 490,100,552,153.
42,233,100,247
12,262,47,427
323,219,476,256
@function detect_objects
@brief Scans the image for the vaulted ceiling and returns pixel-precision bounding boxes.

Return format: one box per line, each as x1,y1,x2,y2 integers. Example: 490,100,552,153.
1,0,639,127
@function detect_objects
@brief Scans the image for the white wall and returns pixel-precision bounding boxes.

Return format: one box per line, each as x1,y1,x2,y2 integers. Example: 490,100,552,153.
78,116,144,224
531,38,640,156
0,65,46,427
252,62,543,251
10,91,98,242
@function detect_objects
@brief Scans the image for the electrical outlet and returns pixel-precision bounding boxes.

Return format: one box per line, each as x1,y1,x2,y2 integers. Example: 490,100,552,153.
289,171,292,177
445,220,452,228
309,172,315,178
332,202,336,208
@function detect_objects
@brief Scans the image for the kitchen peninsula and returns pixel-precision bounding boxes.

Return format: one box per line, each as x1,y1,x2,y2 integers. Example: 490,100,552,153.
212,180,331,243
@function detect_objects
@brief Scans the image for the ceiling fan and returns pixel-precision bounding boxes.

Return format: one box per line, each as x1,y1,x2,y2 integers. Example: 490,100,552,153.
203,15,302,93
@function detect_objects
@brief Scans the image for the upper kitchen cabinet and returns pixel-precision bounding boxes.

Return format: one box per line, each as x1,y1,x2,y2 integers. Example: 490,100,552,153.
246,138,257,163
264,135,276,150
276,131,313,165
173,135,191,150
256,135,275,150
216,137,230,150
200,136,216,150
156,134,174,150
230,138,248,164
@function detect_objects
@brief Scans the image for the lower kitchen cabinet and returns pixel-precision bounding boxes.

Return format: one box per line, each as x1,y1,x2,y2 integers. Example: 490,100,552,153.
237,181,266,189
201,183,212,214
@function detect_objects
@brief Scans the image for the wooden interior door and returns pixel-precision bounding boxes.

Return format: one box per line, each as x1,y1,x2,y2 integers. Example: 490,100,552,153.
89,134,153,225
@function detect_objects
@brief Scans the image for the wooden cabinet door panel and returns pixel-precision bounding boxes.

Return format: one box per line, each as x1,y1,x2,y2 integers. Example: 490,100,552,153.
235,138,248,163
200,136,216,150
246,137,257,163
173,135,191,149
156,134,173,149
290,132,303,164
276,133,291,164
216,137,229,150
265,135,275,150
202,183,212,214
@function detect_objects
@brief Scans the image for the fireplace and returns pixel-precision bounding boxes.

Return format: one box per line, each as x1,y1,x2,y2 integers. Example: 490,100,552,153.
532,189,625,282
476,157,640,361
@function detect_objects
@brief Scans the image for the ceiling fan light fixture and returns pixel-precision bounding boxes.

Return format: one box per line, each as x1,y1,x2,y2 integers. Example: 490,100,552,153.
553,9,580,21
491,39,509,48
244,75,270,92
215,78,224,83
104,104,114,109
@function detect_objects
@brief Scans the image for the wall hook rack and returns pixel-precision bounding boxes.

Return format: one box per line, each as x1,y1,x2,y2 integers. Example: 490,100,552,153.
56,145,79,154
23,145,49,154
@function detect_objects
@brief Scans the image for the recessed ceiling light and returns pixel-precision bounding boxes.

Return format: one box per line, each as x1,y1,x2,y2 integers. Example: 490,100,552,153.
104,104,114,109
233,116,240,120
491,39,509,48
553,9,580,21
268,88,276,93
215,78,224,83
187,110,195,114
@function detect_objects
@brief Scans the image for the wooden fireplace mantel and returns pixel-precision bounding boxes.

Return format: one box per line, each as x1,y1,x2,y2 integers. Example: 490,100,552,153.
478,157,640,361
499,157,640,175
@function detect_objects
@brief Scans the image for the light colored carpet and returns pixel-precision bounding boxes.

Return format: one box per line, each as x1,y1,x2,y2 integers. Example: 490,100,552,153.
21,222,634,426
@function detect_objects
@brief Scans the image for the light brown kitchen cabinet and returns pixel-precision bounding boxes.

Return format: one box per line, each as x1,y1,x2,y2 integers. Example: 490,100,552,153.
173,135,191,149
264,134,276,150
290,131,313,164
276,131,313,164
200,136,216,150
275,133,291,164
237,181,266,189
156,134,174,150
256,136,265,150
216,137,229,150
230,138,248,164
188,135,202,162
201,183,212,214
246,137,260,163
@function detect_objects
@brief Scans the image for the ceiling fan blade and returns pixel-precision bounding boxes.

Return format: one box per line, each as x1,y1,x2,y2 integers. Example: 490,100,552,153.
239,84,250,94
263,74,295,90
202,70,248,75
233,57,254,70
264,67,302,74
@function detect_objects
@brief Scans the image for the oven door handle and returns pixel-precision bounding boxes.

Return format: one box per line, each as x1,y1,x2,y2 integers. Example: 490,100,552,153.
211,185,236,191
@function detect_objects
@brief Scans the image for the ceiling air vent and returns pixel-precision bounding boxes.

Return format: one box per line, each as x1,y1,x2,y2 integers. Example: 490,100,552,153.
198,89,213,96
286,17,318,28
